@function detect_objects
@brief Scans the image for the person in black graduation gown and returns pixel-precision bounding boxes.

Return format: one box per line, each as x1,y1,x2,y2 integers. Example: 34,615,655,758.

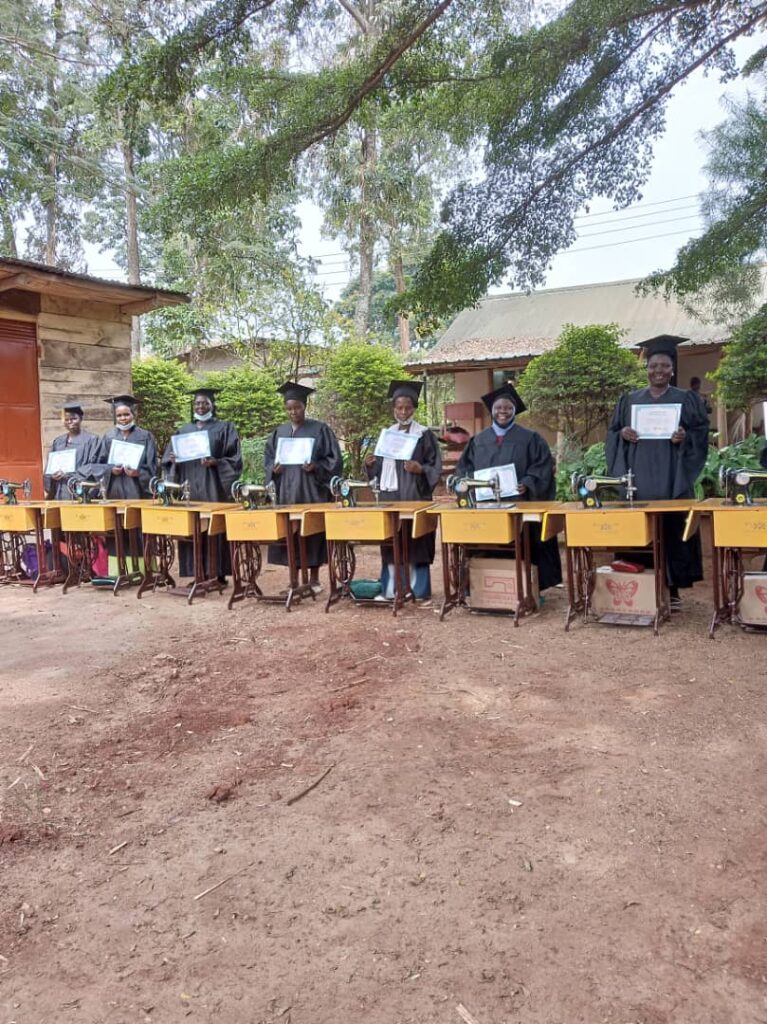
455,383,562,591
264,381,342,592
43,402,101,500
364,379,442,599
93,395,158,499
606,337,709,608
162,388,243,580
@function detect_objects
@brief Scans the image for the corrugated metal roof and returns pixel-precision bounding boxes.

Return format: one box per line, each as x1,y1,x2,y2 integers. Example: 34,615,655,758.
408,275,756,369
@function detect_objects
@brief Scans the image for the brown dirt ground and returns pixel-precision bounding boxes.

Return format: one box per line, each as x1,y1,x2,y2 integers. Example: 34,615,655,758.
1,547,767,1024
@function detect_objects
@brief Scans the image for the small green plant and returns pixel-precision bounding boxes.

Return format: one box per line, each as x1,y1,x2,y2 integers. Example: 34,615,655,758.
240,436,270,485
696,435,767,498
554,441,607,500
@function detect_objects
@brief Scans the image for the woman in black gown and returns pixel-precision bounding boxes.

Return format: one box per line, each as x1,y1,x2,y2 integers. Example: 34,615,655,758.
364,379,442,598
455,383,562,591
95,395,157,499
43,402,101,500
606,338,709,609
162,388,242,579
264,381,342,593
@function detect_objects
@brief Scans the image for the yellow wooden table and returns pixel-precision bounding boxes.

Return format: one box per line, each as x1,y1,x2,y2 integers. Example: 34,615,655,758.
137,501,234,604
556,498,700,634
0,501,65,590
684,498,767,635
211,504,327,610
430,500,563,623
57,499,144,594
320,501,439,615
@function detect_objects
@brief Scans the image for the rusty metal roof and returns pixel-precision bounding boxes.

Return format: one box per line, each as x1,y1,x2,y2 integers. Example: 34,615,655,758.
0,256,189,313
406,276,751,371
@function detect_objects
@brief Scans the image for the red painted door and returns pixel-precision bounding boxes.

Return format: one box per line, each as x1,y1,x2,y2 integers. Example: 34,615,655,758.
0,318,42,498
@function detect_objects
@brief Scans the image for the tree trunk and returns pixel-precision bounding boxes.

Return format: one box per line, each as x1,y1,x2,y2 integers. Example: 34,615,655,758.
121,131,143,358
0,201,17,257
354,125,377,338
391,251,411,353
45,0,64,265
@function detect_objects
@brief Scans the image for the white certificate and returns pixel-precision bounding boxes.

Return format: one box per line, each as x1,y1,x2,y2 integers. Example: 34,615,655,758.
108,438,144,470
474,463,519,502
171,430,211,463
46,448,76,476
276,436,315,465
630,403,682,439
374,428,419,461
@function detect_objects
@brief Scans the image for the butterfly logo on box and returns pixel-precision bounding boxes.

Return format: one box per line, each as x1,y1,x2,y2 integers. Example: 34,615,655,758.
605,578,639,608
756,586,767,611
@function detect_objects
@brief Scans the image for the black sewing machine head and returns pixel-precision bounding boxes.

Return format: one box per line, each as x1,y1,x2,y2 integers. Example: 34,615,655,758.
446,473,500,508
329,475,380,508
719,466,767,506
66,477,105,504
0,479,31,505
571,471,637,508
231,479,277,509
149,476,190,506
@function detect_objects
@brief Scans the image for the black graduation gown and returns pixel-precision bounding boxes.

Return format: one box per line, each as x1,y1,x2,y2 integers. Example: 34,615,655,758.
162,419,243,577
92,425,158,500
455,423,562,590
606,386,709,588
43,431,101,500
264,418,342,567
365,424,442,565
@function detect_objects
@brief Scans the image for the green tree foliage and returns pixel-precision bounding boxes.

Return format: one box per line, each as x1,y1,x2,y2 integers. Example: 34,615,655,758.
314,342,404,475
131,356,192,451
197,367,284,438
519,324,645,443
644,92,767,319
711,303,767,412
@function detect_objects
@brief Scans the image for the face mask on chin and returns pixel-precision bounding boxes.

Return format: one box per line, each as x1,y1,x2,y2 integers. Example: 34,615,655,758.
194,410,213,422
118,418,135,430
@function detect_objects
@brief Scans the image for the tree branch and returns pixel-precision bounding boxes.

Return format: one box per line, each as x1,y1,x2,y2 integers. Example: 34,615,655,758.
335,0,372,35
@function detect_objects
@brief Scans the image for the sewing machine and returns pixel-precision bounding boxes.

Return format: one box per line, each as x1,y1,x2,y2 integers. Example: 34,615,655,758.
67,477,105,504
329,475,381,507
718,466,767,506
149,476,191,506
0,479,31,505
230,479,277,509
571,470,637,508
446,473,503,508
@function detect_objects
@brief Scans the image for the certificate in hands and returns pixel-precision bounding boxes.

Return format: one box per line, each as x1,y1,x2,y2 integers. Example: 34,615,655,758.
171,430,211,463
107,438,144,470
630,403,682,439
276,436,315,465
45,447,77,476
374,428,419,461
474,462,519,502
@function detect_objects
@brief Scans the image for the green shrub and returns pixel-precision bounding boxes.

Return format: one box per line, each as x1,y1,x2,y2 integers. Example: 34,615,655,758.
240,436,270,485
131,357,193,452
198,368,285,438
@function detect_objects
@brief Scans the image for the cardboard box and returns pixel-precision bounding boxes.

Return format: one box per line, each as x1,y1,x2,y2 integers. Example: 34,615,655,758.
591,566,657,617
468,557,539,611
739,572,767,627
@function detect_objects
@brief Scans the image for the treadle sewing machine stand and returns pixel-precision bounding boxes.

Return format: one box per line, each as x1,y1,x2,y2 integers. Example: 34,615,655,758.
59,480,144,595
692,469,767,636
0,482,65,590
222,484,318,611
137,481,230,605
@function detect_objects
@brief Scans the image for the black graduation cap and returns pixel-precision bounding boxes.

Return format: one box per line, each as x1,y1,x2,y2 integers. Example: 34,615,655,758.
187,387,219,400
104,394,138,423
62,402,84,417
481,383,527,416
278,381,315,404
388,379,424,406
637,335,688,360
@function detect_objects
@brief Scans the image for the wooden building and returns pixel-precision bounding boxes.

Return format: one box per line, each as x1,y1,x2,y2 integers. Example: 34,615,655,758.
0,258,188,496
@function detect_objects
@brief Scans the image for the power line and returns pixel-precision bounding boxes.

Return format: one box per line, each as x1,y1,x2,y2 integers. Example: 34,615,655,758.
559,226,704,256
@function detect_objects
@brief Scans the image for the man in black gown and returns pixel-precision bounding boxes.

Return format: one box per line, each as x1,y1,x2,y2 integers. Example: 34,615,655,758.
264,381,342,593
455,383,562,591
606,337,709,609
162,388,243,580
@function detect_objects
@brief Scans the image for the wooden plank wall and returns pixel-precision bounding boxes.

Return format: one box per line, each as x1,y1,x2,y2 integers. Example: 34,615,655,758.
37,294,133,448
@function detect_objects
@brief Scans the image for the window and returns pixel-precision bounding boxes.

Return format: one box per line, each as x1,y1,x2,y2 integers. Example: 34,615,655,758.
491,369,517,391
